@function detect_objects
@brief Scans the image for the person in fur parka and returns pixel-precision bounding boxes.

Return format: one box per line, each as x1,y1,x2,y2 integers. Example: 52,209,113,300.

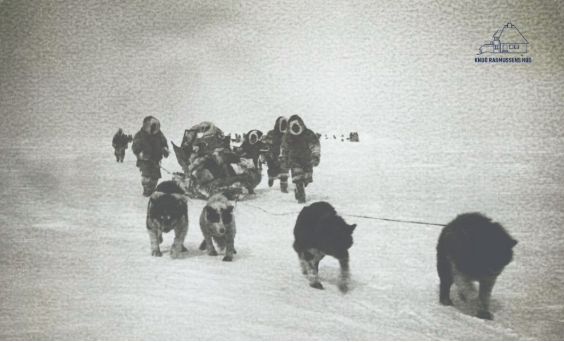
262,116,288,191
112,128,129,163
238,129,267,171
132,116,170,197
279,115,321,203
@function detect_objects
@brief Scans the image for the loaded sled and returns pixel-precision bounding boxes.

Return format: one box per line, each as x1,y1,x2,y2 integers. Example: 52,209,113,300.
172,122,261,200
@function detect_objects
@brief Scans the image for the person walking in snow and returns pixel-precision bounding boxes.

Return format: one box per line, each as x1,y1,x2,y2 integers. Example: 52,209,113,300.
263,116,288,192
131,116,170,197
112,128,129,163
238,129,266,171
279,115,320,203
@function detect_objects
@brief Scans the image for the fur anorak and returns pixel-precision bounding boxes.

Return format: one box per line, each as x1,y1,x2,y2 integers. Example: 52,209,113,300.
280,115,320,169
112,129,129,148
263,116,287,159
132,116,169,178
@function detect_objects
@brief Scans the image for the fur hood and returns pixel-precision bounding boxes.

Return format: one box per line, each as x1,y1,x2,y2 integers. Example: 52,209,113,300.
287,115,306,136
245,129,264,145
142,116,161,135
274,116,288,135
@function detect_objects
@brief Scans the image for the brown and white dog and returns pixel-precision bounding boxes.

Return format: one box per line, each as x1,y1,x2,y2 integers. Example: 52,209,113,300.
199,194,237,261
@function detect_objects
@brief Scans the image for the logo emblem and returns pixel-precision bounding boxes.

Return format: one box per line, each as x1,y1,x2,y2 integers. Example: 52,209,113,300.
478,22,528,55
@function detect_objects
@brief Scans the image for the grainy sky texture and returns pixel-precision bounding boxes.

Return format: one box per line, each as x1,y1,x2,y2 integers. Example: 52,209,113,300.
0,0,563,148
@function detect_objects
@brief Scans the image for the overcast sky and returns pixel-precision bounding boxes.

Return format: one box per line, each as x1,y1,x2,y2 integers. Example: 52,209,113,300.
1,0,562,149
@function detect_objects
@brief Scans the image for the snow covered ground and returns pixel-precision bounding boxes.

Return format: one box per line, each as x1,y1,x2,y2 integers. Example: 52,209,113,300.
0,136,562,340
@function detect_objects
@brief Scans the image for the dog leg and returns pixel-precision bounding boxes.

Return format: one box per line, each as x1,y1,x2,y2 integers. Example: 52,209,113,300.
298,252,308,275
437,253,453,305
147,228,162,257
199,240,207,250
453,267,476,302
203,234,218,256
477,276,497,320
223,231,236,262
171,217,188,259
338,254,350,293
214,236,226,251
304,249,323,289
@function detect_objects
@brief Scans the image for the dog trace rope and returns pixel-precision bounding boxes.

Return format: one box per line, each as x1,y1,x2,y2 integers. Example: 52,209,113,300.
238,202,446,226
124,158,445,227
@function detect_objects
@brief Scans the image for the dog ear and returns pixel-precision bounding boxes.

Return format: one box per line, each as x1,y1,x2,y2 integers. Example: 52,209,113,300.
226,205,234,213
509,238,518,248
171,193,187,204
349,224,357,233
150,191,165,203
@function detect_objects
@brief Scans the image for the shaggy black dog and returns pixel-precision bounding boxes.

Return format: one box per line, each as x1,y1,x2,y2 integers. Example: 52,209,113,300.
154,180,185,195
437,212,518,320
146,180,188,258
293,201,356,292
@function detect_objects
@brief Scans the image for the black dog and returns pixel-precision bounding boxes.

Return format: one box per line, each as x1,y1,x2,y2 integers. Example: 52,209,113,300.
293,202,356,292
146,180,188,258
437,212,518,320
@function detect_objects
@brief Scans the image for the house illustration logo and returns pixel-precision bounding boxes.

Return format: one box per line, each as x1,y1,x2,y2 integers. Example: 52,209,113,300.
478,22,528,55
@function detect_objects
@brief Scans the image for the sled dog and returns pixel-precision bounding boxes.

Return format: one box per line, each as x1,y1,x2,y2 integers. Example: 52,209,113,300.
437,212,517,320
293,201,356,292
199,194,237,261
146,180,188,258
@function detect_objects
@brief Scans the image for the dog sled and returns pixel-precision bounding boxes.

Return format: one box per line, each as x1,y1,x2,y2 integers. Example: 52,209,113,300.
171,122,261,200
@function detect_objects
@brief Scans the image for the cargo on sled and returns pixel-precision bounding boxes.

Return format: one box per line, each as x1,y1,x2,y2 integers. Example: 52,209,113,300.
171,122,261,200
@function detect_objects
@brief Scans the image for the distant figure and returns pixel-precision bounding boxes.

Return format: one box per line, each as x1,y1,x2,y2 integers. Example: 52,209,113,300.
333,135,336,139
280,115,321,203
262,116,288,191
350,132,359,142
112,128,129,162
223,135,231,149
132,116,170,197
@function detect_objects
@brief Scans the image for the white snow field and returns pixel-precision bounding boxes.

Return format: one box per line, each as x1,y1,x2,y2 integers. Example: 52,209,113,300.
0,136,562,340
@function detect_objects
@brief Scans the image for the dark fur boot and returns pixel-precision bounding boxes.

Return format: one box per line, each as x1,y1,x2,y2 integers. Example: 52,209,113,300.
142,177,158,197
280,177,289,193
295,182,306,203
